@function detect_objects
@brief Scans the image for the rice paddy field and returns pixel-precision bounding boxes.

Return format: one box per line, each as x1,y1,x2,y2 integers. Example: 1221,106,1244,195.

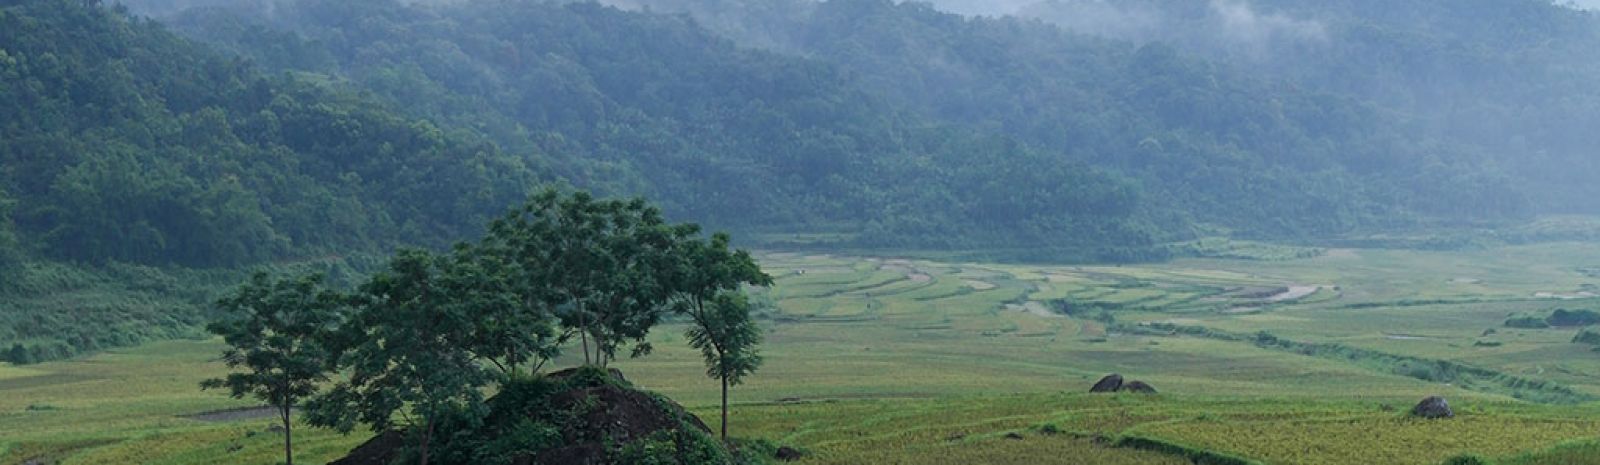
7,242,1600,464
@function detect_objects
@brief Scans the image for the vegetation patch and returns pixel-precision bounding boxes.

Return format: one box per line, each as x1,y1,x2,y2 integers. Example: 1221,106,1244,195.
1127,323,1594,404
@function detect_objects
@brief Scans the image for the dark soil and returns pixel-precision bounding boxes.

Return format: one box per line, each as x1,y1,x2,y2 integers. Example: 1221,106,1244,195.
329,430,404,465
180,406,288,423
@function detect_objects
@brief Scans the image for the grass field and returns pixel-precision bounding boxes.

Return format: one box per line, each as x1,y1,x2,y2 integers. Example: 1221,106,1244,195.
6,243,1600,464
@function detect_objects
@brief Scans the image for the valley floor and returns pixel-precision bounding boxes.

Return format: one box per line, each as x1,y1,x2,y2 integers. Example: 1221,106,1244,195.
7,243,1600,464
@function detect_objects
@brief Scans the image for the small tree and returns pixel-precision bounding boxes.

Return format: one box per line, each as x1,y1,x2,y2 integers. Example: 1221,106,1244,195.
672,232,772,439
304,249,493,465
687,292,765,440
202,272,345,465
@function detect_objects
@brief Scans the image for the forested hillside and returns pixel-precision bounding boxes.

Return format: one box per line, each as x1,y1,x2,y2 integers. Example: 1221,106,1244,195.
149,0,1535,245
155,0,1172,255
0,0,544,267
1015,0,1600,213
0,0,540,361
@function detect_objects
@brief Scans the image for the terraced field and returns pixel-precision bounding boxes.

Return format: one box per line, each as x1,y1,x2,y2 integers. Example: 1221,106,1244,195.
6,243,1600,464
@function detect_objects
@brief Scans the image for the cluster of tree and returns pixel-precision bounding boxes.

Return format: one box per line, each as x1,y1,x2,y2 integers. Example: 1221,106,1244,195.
203,190,771,465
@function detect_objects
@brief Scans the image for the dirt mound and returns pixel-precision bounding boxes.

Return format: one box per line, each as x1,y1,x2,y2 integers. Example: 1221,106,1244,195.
1121,381,1157,394
329,430,404,465
534,373,712,463
1411,396,1454,419
327,367,723,465
1090,374,1124,393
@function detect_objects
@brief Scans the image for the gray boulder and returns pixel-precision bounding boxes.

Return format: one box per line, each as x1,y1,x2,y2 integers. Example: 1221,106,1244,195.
1411,396,1454,419
1090,374,1124,393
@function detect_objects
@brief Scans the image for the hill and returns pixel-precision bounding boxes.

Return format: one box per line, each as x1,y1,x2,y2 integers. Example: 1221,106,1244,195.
151,0,1529,245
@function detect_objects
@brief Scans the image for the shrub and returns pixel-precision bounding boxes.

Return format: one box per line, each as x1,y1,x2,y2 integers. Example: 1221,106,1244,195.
1548,309,1600,327
1572,328,1600,346
1505,315,1550,329
1443,453,1494,465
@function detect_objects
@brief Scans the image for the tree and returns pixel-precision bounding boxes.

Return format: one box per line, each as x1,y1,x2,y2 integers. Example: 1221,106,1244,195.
304,249,493,465
444,240,563,375
201,272,345,465
491,189,685,367
687,292,765,441
672,232,772,439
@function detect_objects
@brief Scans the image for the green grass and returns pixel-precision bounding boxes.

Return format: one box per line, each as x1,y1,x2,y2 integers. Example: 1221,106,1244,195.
9,243,1600,464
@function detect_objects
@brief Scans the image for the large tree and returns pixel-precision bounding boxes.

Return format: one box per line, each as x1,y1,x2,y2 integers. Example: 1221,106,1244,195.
202,272,345,465
304,249,494,465
443,240,563,375
491,189,687,367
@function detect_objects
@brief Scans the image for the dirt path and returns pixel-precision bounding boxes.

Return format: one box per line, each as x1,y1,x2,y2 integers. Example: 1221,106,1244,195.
182,406,288,422
1267,285,1320,302
1006,301,1062,318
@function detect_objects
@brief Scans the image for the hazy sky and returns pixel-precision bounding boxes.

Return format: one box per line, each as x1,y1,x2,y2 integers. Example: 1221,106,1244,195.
1562,0,1600,10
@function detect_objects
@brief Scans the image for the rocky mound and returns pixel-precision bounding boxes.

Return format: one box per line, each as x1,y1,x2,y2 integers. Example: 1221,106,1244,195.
1121,381,1158,394
1090,374,1124,393
1411,396,1454,419
1089,374,1158,394
327,367,728,465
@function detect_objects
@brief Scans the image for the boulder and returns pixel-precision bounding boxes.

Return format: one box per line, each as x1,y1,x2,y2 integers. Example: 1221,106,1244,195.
1121,380,1157,394
1090,374,1124,393
1411,396,1454,419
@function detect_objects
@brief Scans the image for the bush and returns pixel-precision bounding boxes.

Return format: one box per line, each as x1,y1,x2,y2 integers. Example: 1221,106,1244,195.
1548,309,1600,327
1442,453,1494,465
1572,328,1600,346
1505,315,1550,329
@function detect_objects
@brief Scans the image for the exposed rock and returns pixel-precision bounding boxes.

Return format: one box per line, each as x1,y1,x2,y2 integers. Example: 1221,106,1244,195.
1090,374,1124,393
775,446,804,461
1411,396,1454,419
1120,380,1157,394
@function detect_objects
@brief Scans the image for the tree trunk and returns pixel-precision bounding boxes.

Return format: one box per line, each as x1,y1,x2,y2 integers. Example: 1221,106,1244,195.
419,419,433,465
580,310,591,365
282,405,293,465
721,374,729,440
